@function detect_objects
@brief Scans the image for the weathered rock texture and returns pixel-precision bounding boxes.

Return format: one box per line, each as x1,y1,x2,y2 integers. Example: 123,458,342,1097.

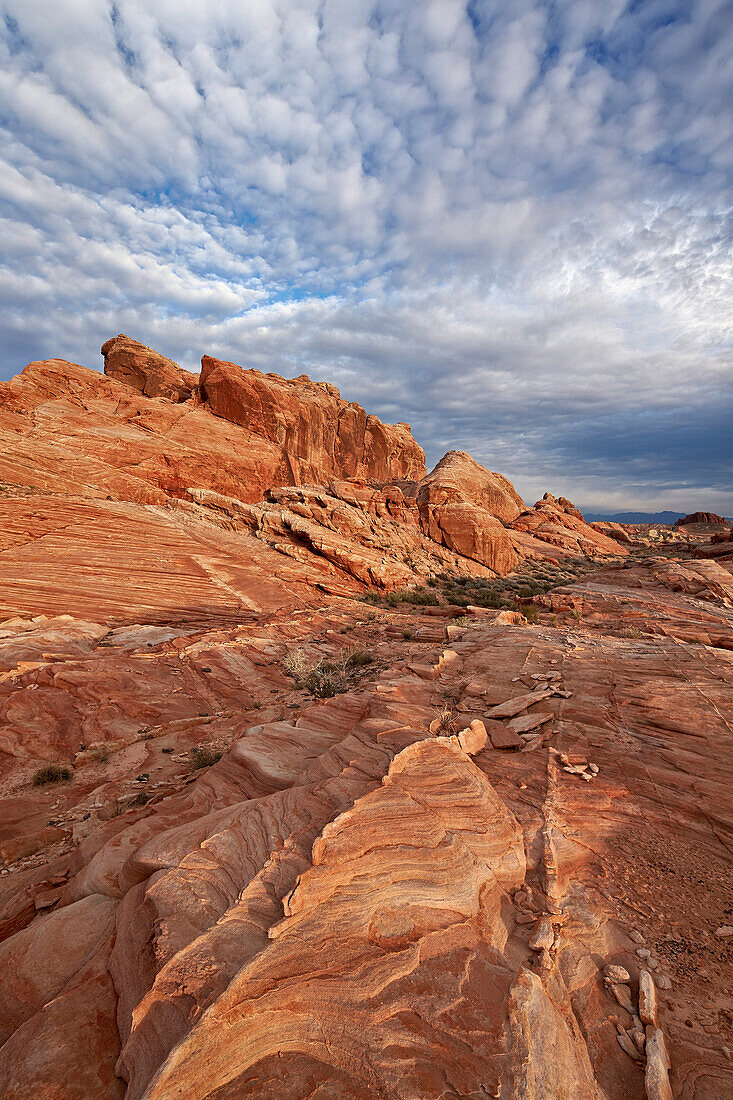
0,339,625,595
101,335,198,402
4,338,727,1097
199,353,426,485
0,549,731,1098
417,450,522,571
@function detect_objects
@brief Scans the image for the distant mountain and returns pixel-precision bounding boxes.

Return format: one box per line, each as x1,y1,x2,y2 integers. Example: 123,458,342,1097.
582,510,685,525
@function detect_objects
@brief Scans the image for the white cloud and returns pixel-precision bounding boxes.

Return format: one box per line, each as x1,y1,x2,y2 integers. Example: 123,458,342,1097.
0,0,731,511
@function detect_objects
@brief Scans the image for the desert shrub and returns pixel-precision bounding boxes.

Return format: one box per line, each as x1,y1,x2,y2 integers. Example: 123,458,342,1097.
398,587,439,606
92,748,110,764
344,647,373,669
470,590,506,609
33,764,72,786
128,791,150,808
304,666,347,698
444,587,471,607
427,576,439,587
190,746,223,769
522,605,541,624
431,704,457,735
360,590,383,605
622,625,642,639
401,629,413,640
282,647,313,680
571,607,582,621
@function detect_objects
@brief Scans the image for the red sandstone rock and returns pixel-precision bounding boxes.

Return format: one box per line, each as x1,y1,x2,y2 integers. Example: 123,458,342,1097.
510,492,627,558
417,450,521,572
199,353,426,484
101,334,197,402
1,344,731,1098
674,511,727,526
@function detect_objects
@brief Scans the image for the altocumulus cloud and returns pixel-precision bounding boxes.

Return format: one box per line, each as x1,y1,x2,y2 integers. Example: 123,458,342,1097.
0,0,731,512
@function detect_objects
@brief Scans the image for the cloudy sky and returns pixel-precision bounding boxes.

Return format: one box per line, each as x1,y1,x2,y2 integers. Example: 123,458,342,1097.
1,0,731,512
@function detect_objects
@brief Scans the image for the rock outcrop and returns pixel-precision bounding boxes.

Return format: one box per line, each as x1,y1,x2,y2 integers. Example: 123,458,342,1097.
1,548,731,1097
417,450,521,572
199,354,426,485
674,511,727,527
510,491,625,559
101,335,197,402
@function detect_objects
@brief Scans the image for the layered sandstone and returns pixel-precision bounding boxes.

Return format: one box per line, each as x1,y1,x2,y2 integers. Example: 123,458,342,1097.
101,335,198,402
198,354,426,485
416,450,522,572
0,552,731,1097
510,491,626,559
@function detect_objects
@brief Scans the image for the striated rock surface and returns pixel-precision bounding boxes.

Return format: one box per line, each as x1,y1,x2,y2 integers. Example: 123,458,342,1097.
0,545,731,1097
2,337,730,1098
510,491,627,559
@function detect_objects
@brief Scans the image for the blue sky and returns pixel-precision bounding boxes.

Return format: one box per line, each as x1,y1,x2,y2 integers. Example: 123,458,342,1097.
1,0,731,512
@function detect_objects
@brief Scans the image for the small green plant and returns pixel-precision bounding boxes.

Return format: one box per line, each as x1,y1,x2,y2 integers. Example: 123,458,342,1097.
92,748,110,765
33,764,73,786
454,616,471,627
622,625,642,639
571,607,582,621
398,587,439,606
360,590,383,605
128,791,150,808
522,605,541,624
190,746,223,769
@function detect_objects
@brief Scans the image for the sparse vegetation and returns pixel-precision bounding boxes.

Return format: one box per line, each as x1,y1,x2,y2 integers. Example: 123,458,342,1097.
282,647,313,680
622,625,642,638
343,646,374,669
401,629,413,640
431,704,457,736
32,764,73,786
521,605,541,624
189,746,223,769
303,665,348,698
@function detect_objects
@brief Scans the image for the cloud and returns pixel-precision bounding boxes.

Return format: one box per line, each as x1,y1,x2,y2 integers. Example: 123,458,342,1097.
0,0,731,512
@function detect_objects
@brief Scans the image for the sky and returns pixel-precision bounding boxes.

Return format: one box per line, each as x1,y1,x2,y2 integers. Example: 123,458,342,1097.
1,0,731,513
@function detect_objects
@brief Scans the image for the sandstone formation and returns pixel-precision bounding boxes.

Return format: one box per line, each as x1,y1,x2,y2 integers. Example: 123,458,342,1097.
674,512,727,527
2,336,729,1098
101,335,198,402
198,353,427,485
0,548,731,1097
509,491,625,559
